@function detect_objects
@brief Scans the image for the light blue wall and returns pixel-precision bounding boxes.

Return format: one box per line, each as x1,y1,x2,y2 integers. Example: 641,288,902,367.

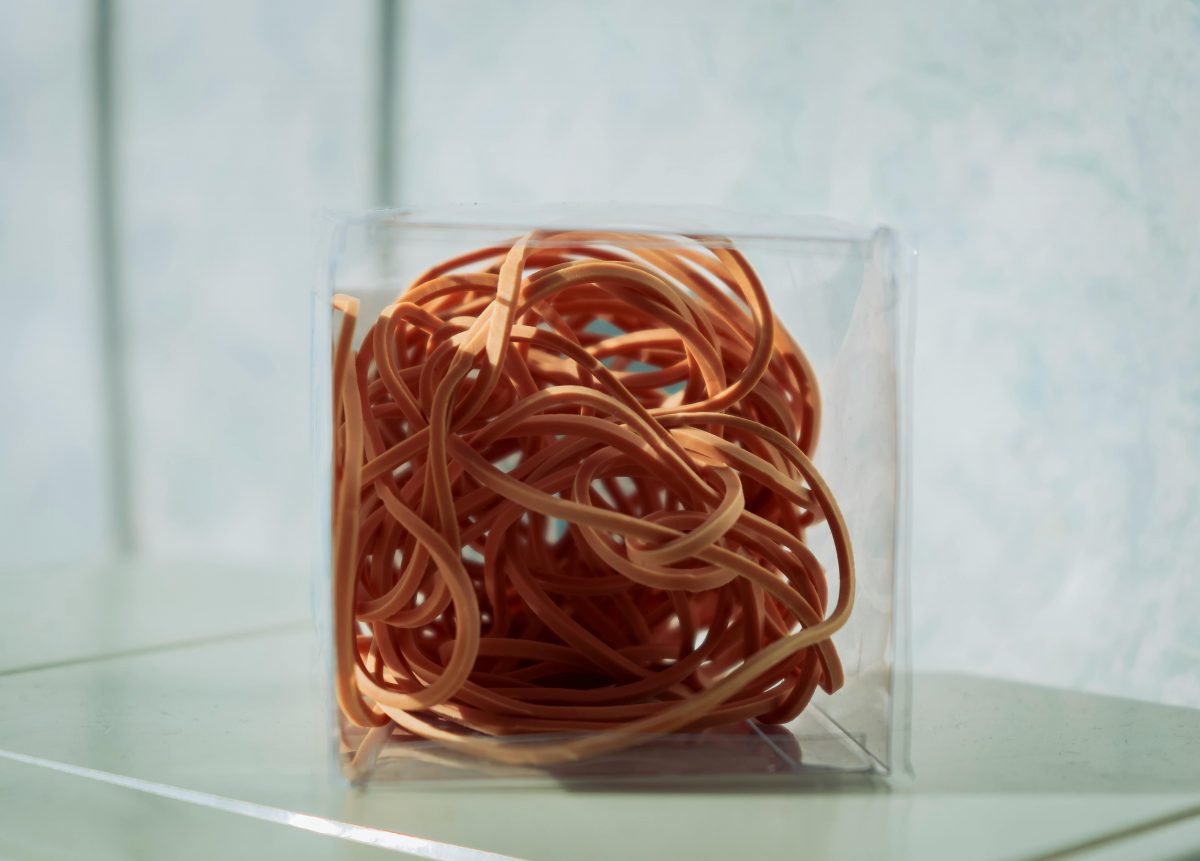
395,0,1200,707
1,0,1197,706
115,0,373,560
1,3,107,566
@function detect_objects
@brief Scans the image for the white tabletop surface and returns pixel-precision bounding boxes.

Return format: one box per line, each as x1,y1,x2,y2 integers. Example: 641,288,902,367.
2,561,1198,860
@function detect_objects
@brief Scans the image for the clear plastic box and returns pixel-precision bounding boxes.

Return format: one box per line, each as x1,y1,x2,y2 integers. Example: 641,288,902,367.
313,207,913,784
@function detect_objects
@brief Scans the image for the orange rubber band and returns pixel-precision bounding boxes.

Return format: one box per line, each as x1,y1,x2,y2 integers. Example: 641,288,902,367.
331,231,854,766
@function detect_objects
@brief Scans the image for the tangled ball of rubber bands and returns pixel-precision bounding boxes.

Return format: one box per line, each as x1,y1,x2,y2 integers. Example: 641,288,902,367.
331,230,854,767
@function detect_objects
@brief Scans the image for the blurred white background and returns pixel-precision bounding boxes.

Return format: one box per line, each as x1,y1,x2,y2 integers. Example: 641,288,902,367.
2,0,1197,706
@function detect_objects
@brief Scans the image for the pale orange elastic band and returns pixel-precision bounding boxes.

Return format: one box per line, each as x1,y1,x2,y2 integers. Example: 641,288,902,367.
331,230,854,767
